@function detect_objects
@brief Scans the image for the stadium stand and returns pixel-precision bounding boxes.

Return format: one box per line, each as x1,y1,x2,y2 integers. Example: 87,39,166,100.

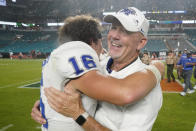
166,38,194,51
0,30,58,53
0,0,196,59
144,39,167,52
1,28,196,58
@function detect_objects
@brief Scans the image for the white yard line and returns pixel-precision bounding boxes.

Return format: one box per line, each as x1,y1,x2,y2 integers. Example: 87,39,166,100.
36,126,41,129
0,79,40,89
18,81,40,89
176,79,183,86
0,124,13,131
163,91,181,93
18,87,40,89
0,64,9,66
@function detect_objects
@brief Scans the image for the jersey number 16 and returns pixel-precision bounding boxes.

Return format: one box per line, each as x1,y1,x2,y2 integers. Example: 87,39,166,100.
69,55,97,75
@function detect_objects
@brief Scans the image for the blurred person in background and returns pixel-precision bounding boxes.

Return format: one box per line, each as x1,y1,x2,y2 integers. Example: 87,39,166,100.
9,51,13,60
186,52,196,90
31,50,36,59
18,52,23,59
176,52,182,80
151,52,157,60
141,52,151,65
166,50,176,82
179,49,188,87
178,51,195,96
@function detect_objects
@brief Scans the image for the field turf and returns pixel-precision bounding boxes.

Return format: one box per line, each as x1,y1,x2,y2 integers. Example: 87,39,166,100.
0,59,42,131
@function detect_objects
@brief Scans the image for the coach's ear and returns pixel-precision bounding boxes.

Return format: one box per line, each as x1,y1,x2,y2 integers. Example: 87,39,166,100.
137,37,147,51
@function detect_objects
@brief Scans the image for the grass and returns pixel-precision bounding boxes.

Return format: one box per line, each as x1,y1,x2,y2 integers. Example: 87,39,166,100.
153,93,196,131
153,63,196,131
0,59,41,131
0,59,195,131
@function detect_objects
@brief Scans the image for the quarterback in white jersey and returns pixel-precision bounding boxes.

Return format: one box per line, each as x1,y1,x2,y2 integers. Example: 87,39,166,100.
95,57,162,131
38,14,105,131
40,41,101,131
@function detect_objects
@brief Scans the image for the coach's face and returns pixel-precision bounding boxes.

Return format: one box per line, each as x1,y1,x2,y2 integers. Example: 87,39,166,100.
107,21,147,63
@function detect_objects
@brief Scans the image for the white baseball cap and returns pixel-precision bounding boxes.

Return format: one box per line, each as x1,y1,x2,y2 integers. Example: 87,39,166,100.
104,7,149,37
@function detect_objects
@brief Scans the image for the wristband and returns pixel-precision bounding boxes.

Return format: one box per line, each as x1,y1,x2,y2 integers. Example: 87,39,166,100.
146,65,161,86
75,112,89,126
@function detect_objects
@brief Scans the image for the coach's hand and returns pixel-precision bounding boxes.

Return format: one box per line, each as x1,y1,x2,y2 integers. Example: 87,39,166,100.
45,85,84,120
31,100,46,124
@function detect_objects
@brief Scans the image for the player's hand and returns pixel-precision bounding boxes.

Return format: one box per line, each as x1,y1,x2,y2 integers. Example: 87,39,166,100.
31,100,46,124
45,85,84,120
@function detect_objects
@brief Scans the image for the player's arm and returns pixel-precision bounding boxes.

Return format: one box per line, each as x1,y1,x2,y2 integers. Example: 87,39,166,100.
45,66,161,131
45,85,111,131
53,44,164,106
44,62,164,130
69,61,164,106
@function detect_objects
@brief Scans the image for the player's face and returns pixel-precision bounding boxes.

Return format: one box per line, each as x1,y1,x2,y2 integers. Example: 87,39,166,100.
96,39,103,57
107,22,146,63
91,38,103,58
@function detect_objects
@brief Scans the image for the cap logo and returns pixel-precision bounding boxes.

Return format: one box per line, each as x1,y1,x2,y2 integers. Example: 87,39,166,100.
141,28,144,33
119,8,137,16
136,19,139,25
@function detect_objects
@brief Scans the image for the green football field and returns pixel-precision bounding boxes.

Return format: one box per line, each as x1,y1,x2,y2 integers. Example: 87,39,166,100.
0,59,196,131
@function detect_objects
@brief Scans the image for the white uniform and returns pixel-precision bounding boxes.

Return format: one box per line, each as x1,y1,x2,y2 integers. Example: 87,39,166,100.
95,58,163,131
40,41,101,131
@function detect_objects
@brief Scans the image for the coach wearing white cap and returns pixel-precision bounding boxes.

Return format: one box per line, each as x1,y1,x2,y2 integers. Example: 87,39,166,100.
104,7,149,37
43,7,163,131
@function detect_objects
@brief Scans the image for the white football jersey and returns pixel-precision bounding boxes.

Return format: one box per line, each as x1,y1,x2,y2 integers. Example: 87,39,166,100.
40,41,101,131
95,58,162,131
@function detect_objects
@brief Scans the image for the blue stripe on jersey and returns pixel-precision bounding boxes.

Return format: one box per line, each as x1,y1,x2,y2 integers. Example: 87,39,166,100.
106,57,138,73
40,70,48,128
106,58,113,73
40,97,48,129
42,56,50,67
40,74,43,87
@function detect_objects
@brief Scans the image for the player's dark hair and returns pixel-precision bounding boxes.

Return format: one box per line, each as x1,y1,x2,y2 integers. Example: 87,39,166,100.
58,15,102,45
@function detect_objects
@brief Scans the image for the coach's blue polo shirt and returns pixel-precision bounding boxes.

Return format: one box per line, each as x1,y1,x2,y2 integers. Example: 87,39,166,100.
177,54,195,70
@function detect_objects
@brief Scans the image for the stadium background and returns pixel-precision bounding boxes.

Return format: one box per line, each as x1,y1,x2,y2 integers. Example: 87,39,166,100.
0,0,196,130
